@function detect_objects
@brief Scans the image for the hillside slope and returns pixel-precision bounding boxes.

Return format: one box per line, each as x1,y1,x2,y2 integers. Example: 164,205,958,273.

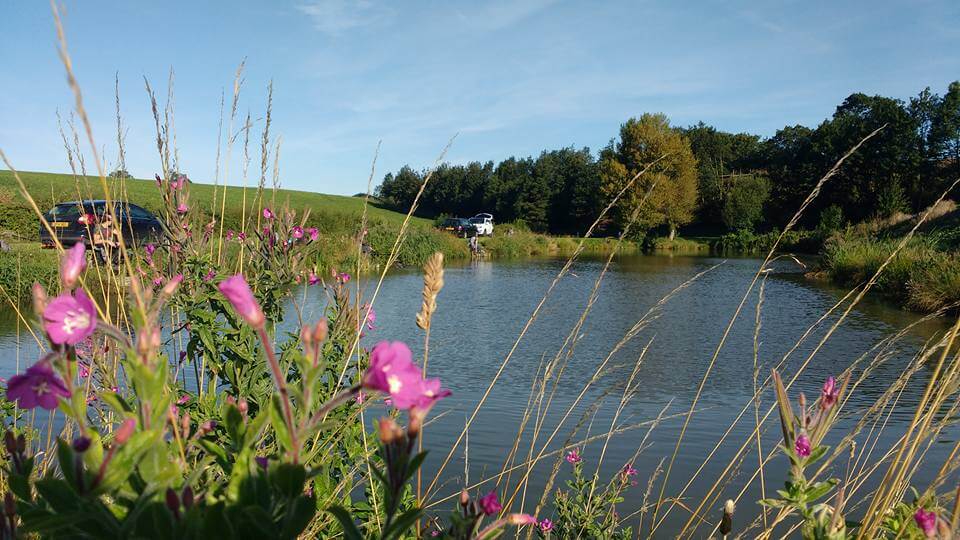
0,170,431,237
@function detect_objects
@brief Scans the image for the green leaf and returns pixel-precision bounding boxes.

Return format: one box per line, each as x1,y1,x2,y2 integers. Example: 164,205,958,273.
327,506,363,540
270,396,293,452
203,502,235,539
806,445,829,467
34,478,78,513
384,507,423,540
224,403,245,445
403,451,428,485
280,495,317,539
270,463,306,499
805,479,839,502
133,502,175,540
56,438,77,488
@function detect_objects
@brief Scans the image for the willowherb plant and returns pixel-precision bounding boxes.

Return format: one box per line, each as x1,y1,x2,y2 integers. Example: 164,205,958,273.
760,370,848,539
0,168,521,538
532,449,635,539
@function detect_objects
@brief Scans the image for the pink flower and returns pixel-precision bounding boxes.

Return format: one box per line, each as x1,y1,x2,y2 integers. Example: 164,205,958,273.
364,305,377,330
78,362,90,378
43,289,97,346
795,434,811,458
478,490,502,516
821,376,839,410
204,269,216,282
226,230,235,241
307,227,319,241
539,519,554,532
622,463,638,477
413,377,451,411
145,243,157,257
362,341,424,410
6,361,70,410
60,243,86,289
177,394,190,405
914,508,937,537
339,272,351,283
238,232,247,241
153,277,164,287
218,275,265,328
565,449,582,464
355,391,366,404
308,272,320,286
262,208,274,220
176,203,188,214
291,226,304,239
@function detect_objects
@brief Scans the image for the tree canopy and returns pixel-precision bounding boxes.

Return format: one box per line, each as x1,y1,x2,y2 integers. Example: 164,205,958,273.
376,81,960,238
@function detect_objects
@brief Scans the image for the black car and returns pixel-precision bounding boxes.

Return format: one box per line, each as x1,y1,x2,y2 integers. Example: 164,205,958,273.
438,218,477,237
40,200,163,249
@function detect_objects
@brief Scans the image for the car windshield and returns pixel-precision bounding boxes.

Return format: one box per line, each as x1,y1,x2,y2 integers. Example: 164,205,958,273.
49,204,82,219
469,218,483,224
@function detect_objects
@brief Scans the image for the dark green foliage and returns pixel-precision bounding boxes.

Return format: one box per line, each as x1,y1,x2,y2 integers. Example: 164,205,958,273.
377,83,960,240
817,205,845,237
721,174,771,231
377,147,602,235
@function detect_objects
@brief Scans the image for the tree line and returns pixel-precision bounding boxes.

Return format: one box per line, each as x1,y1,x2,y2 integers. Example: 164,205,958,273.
376,82,960,237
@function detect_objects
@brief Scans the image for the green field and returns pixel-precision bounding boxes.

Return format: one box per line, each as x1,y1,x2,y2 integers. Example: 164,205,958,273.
0,170,432,238
0,170,644,306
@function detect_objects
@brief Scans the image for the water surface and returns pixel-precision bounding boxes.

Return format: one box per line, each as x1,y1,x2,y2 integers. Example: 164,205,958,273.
1,253,953,536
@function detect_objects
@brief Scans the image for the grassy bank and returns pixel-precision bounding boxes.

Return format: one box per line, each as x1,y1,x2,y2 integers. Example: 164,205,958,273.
818,202,960,313
0,170,471,271
0,171,648,304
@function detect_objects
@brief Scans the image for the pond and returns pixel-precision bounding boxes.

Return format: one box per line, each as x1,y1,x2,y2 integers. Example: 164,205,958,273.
0,253,954,537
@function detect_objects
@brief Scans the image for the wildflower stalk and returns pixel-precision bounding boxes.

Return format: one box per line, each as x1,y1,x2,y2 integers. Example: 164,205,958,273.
306,383,361,429
255,326,299,461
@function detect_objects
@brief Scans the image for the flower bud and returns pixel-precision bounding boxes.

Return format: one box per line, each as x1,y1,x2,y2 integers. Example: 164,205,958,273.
181,486,194,509
3,431,15,455
32,283,48,317
408,407,426,438
72,436,91,453
165,488,180,518
720,499,735,535
313,318,328,344
459,489,470,507
507,514,538,526
238,398,248,416
60,243,87,289
161,274,183,297
114,418,136,445
198,420,216,436
377,417,404,445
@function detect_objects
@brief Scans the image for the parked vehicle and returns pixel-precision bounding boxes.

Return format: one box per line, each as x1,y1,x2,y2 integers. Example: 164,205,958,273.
40,200,163,249
438,217,477,237
469,213,494,236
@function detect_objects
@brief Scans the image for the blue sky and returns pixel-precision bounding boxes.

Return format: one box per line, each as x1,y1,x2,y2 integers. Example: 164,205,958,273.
1,1,958,195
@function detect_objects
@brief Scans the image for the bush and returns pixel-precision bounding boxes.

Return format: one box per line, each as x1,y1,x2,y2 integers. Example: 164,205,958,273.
721,174,770,231
714,229,820,254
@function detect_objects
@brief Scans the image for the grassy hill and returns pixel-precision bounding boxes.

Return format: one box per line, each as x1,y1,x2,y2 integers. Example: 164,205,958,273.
0,170,639,306
0,170,432,238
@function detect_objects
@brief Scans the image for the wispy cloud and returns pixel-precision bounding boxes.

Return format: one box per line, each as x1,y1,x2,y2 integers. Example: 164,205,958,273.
297,0,395,35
